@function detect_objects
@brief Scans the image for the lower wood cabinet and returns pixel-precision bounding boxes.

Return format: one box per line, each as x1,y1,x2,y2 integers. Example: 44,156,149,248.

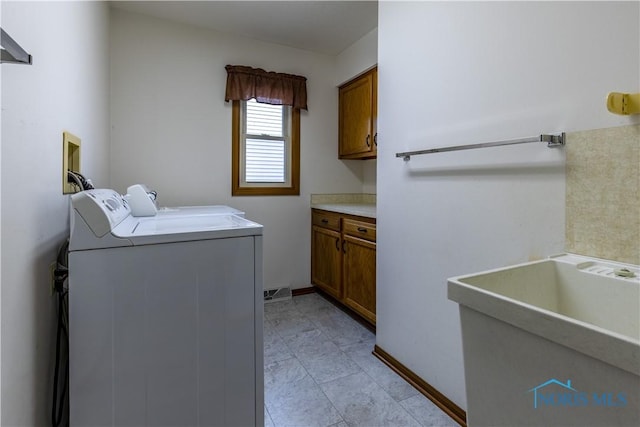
342,225,377,324
311,209,376,325
311,225,342,300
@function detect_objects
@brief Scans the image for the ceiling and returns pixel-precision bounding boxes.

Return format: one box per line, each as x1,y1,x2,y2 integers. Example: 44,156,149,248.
110,1,378,56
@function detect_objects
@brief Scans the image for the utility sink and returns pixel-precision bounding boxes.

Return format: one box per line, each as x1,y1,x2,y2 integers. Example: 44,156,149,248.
448,254,639,426
448,254,640,375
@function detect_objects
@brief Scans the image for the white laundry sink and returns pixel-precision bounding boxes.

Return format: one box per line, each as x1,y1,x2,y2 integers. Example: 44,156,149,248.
448,254,640,375
448,254,640,426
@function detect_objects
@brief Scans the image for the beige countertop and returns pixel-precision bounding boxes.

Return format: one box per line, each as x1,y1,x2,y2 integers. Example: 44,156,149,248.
310,193,376,219
311,203,376,219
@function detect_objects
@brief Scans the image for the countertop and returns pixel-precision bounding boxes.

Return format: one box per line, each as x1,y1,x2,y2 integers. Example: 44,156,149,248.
310,193,376,219
311,203,376,219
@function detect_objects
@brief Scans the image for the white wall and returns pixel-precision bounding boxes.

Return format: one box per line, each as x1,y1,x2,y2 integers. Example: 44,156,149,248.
0,22,3,425
377,1,639,409
361,159,376,194
1,1,110,424
335,27,378,194
109,9,366,291
0,6,3,421
335,27,378,86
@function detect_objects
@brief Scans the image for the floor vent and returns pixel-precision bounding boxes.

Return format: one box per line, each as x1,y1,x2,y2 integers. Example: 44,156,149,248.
264,287,292,303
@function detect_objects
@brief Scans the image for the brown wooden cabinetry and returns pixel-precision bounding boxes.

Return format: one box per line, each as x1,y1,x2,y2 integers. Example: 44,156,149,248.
342,219,376,324
339,67,377,159
311,211,342,300
311,209,376,324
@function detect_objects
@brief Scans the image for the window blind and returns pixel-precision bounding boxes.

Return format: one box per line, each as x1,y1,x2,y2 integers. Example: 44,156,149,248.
245,99,287,183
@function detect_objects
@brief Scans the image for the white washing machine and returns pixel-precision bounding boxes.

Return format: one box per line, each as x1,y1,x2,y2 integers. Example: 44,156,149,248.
157,205,245,217
68,189,263,426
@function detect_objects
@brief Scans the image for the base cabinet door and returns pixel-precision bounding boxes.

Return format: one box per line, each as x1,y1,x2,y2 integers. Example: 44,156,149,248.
311,225,342,300
342,235,376,324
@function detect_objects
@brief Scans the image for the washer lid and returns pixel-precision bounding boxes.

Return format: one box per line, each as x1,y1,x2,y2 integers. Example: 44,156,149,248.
112,213,262,245
157,205,245,217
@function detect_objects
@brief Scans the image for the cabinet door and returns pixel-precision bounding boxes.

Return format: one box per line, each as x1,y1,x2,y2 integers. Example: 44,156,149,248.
311,225,342,299
339,72,373,158
371,68,378,156
342,235,376,324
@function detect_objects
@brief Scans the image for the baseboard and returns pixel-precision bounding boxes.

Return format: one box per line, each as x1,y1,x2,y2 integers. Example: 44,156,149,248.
373,345,467,427
291,286,316,296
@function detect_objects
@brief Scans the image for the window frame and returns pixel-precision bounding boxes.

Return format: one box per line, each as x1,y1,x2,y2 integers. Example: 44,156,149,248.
231,100,300,196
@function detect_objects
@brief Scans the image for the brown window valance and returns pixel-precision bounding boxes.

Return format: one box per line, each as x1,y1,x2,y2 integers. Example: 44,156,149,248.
225,65,308,110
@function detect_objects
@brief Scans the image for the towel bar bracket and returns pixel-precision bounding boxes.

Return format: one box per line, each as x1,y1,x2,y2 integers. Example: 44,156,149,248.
542,133,565,148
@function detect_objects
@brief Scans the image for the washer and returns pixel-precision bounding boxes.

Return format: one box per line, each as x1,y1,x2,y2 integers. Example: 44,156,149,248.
68,189,263,426
157,205,245,217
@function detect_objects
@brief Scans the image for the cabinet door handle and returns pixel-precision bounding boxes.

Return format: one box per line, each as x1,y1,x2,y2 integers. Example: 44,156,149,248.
335,237,340,251
357,227,368,233
342,240,347,253
374,133,378,146
366,134,371,147
321,219,329,224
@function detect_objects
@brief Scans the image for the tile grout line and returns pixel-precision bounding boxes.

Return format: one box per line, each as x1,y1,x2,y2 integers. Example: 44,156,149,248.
264,294,435,427
266,297,347,427
339,350,426,427
264,404,275,427
290,298,351,426
291,296,397,426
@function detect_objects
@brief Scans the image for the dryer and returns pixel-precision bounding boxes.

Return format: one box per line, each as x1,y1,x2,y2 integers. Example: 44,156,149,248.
68,189,263,426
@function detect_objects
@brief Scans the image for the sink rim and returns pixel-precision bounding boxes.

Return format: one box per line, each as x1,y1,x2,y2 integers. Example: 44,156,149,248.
448,254,640,376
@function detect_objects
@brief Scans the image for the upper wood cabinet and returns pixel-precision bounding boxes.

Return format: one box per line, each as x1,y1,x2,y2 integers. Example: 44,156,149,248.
339,67,377,159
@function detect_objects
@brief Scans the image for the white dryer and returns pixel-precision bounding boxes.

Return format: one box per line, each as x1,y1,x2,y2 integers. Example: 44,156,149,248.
68,189,263,426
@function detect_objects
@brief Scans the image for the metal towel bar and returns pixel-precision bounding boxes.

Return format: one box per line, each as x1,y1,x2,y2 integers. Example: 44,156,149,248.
396,133,565,161
1,28,32,65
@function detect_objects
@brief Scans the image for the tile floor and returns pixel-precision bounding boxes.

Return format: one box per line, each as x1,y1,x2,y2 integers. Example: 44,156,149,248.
263,292,458,427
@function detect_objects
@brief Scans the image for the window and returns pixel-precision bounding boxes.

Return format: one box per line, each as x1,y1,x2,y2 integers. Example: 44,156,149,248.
225,64,305,195
232,99,300,195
